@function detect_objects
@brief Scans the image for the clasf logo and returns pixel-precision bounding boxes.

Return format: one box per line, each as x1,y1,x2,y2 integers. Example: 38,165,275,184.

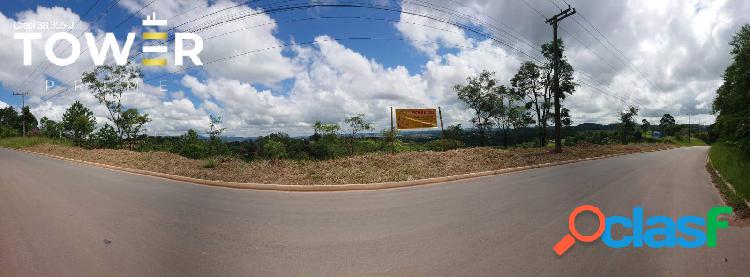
13,12,202,67
553,205,732,256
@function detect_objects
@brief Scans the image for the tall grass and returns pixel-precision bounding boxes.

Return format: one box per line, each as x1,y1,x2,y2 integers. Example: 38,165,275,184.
0,137,71,149
710,142,750,201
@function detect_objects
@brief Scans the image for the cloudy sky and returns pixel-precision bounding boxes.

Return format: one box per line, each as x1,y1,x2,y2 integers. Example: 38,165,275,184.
1,0,747,136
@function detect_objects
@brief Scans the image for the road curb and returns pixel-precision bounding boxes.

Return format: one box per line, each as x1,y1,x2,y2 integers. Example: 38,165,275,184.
14,147,675,192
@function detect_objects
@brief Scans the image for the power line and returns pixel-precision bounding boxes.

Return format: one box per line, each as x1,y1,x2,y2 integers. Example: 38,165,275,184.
38,0,639,112
575,11,655,88
44,0,550,95
520,0,547,19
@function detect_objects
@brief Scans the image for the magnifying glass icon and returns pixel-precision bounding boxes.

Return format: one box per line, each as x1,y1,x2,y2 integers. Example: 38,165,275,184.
553,205,606,256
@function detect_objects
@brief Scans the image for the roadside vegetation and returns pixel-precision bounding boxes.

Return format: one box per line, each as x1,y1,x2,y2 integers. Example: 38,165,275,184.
705,24,750,218
0,136,70,149
709,143,750,203
20,142,673,185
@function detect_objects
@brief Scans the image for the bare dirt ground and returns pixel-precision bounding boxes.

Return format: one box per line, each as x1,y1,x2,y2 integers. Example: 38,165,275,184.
24,143,676,185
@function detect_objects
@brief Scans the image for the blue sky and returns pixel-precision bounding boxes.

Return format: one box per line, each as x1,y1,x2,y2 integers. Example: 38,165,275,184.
1,1,429,105
1,0,747,136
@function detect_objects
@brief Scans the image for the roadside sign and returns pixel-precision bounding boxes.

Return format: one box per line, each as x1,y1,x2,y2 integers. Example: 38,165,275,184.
395,108,438,129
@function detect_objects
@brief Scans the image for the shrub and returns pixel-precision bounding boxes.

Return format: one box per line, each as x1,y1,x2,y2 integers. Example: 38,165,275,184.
394,141,423,152
353,139,381,154
178,142,209,159
202,158,218,169
563,138,577,147
173,129,209,159
0,127,20,138
227,140,257,161
92,124,120,149
423,139,464,151
309,141,346,160
207,137,230,157
261,139,287,159
633,130,644,142
516,141,537,148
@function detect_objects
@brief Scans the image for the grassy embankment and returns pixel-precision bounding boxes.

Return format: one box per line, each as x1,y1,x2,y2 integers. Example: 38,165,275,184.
670,137,707,147
708,142,750,218
2,136,676,185
0,137,70,149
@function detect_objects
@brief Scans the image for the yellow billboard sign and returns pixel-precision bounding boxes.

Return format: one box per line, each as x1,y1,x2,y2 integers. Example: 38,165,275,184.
395,108,438,129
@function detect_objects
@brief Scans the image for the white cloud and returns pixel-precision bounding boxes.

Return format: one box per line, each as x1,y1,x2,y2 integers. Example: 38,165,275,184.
119,0,296,85
395,0,750,125
176,35,435,136
9,0,749,137
395,11,474,57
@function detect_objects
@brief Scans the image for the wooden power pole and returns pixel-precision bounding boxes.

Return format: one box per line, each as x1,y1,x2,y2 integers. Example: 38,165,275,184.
12,91,29,137
546,5,576,153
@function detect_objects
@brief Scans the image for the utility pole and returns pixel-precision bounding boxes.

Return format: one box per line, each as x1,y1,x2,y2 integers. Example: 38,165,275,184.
546,5,576,153
688,113,692,142
12,91,29,137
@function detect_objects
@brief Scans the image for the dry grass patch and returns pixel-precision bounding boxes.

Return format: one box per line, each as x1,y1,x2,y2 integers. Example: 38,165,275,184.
24,143,676,186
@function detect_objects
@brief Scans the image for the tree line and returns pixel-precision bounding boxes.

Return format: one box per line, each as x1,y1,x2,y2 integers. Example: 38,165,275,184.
712,24,750,154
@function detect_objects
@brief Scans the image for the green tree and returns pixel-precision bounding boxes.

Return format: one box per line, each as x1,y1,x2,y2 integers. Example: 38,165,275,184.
542,39,577,101
313,120,341,139
641,119,652,137
206,115,228,156
262,139,287,160
511,61,549,147
344,114,373,154
116,108,150,150
92,124,120,149
39,117,62,138
455,70,499,146
0,107,20,138
660,113,677,136
492,86,532,149
207,115,225,139
620,106,640,144
82,64,141,147
62,101,96,146
20,106,38,136
175,129,208,159
713,24,750,153
542,39,577,148
444,124,463,141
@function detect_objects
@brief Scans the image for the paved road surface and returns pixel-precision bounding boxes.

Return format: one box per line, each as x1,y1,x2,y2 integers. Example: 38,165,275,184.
1,146,748,276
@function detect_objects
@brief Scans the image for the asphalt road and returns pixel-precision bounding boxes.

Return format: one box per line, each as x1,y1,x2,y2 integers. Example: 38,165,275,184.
1,146,748,276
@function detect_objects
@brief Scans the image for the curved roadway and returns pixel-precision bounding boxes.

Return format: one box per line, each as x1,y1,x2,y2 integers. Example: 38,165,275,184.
1,146,748,276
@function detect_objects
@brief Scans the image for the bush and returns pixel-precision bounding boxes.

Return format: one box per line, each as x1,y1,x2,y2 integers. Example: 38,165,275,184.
309,141,347,160
0,127,19,138
563,138,577,147
353,139,381,153
633,130,644,142
423,139,464,151
91,123,120,149
227,140,257,161
178,142,209,159
173,129,209,159
207,137,230,157
261,139,287,160
202,158,218,169
516,141,537,148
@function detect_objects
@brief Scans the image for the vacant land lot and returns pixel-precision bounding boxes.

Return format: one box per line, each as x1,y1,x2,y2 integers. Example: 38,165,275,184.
18,142,676,185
